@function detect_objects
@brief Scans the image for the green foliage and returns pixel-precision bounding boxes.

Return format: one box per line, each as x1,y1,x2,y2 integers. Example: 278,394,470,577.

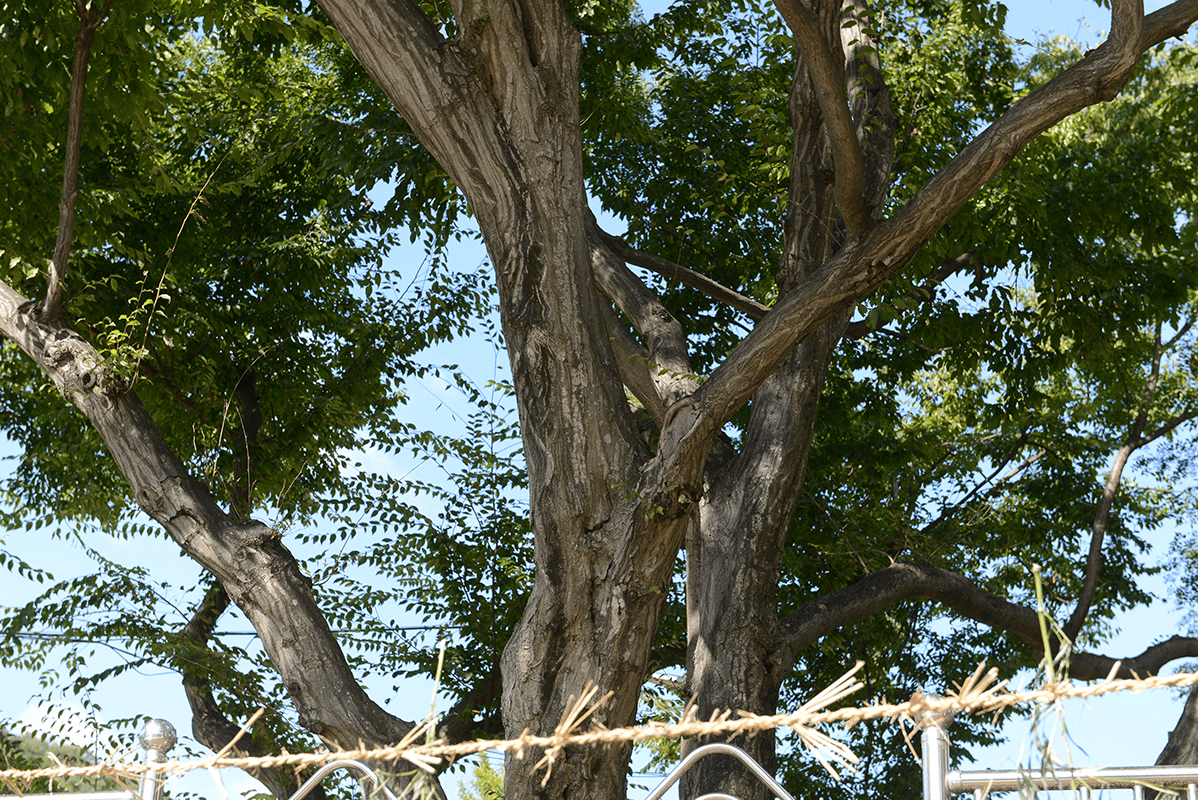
579,5,1198,793
459,755,504,800
0,724,125,794
0,0,480,529
768,36,1198,799
0,0,505,769
2,2,1197,799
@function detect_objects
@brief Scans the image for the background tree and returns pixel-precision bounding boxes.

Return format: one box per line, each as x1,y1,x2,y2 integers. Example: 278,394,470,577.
3,2,1198,800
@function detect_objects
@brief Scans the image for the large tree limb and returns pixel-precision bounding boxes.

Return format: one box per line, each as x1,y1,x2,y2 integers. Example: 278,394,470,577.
779,562,1198,680
774,0,869,234
179,585,325,800
0,280,417,758
676,0,1189,464
841,252,976,340
588,226,699,425
841,0,897,218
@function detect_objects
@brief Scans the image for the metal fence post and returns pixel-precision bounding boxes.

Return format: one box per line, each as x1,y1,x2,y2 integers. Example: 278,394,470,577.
917,696,956,800
136,720,176,800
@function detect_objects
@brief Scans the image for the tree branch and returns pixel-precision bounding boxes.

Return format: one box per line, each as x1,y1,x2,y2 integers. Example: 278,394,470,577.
180,585,323,800
920,435,1039,540
436,662,504,745
779,561,1198,680
588,216,699,422
43,0,114,321
774,0,869,235
673,0,1188,464
842,252,976,340
0,278,417,757
841,0,897,218
1063,322,1195,640
592,224,771,321
1062,427,1137,642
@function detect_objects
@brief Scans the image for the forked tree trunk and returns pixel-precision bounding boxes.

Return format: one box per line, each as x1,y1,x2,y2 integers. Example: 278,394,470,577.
314,4,708,798
243,2,1198,799
6,2,1198,800
680,0,892,795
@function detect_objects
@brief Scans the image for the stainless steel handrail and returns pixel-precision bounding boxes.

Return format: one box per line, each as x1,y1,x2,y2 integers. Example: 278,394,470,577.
917,699,1198,799
643,743,798,800
284,759,399,800
950,764,1198,794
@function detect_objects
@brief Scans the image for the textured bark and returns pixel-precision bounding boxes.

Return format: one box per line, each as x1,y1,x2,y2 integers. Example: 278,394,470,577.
314,4,699,798
180,585,325,800
778,561,1198,679
1155,687,1198,778
11,1,1196,799
309,2,1198,799
679,1,888,795
680,320,846,800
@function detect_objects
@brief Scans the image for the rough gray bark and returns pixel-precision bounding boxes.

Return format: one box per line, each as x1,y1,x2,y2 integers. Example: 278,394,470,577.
1147,686,1198,800
180,585,326,800
286,1,1198,799
678,2,893,796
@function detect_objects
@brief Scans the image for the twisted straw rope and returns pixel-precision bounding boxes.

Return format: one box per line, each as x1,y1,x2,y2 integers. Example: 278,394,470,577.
3,664,1196,789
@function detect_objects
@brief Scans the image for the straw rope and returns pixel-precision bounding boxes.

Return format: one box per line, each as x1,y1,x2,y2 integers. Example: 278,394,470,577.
2,664,1195,790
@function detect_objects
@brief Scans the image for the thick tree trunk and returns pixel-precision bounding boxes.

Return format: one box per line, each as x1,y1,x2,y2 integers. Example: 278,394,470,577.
680,1,890,795
680,322,845,800
10,2,1198,800
1148,687,1198,800
314,4,705,798
1157,686,1198,761
306,2,1195,799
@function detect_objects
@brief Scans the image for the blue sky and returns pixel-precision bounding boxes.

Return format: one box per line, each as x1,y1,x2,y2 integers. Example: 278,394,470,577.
1,0,1194,798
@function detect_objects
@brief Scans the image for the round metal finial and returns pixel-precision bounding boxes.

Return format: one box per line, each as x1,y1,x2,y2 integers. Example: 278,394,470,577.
139,719,177,754
912,693,955,730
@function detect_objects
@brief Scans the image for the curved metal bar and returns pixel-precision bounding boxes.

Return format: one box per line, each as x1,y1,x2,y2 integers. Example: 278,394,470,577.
642,743,797,800
285,759,398,800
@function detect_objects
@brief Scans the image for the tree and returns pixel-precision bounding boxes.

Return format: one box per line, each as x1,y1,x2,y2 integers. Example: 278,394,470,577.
4,2,1198,800
0,2,493,795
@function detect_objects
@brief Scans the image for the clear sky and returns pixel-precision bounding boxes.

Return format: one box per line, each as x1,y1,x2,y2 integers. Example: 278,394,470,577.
1,1,1193,799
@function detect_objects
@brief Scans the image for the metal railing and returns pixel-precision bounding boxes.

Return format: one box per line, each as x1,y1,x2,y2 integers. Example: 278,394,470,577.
917,698,1198,800
643,743,797,800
